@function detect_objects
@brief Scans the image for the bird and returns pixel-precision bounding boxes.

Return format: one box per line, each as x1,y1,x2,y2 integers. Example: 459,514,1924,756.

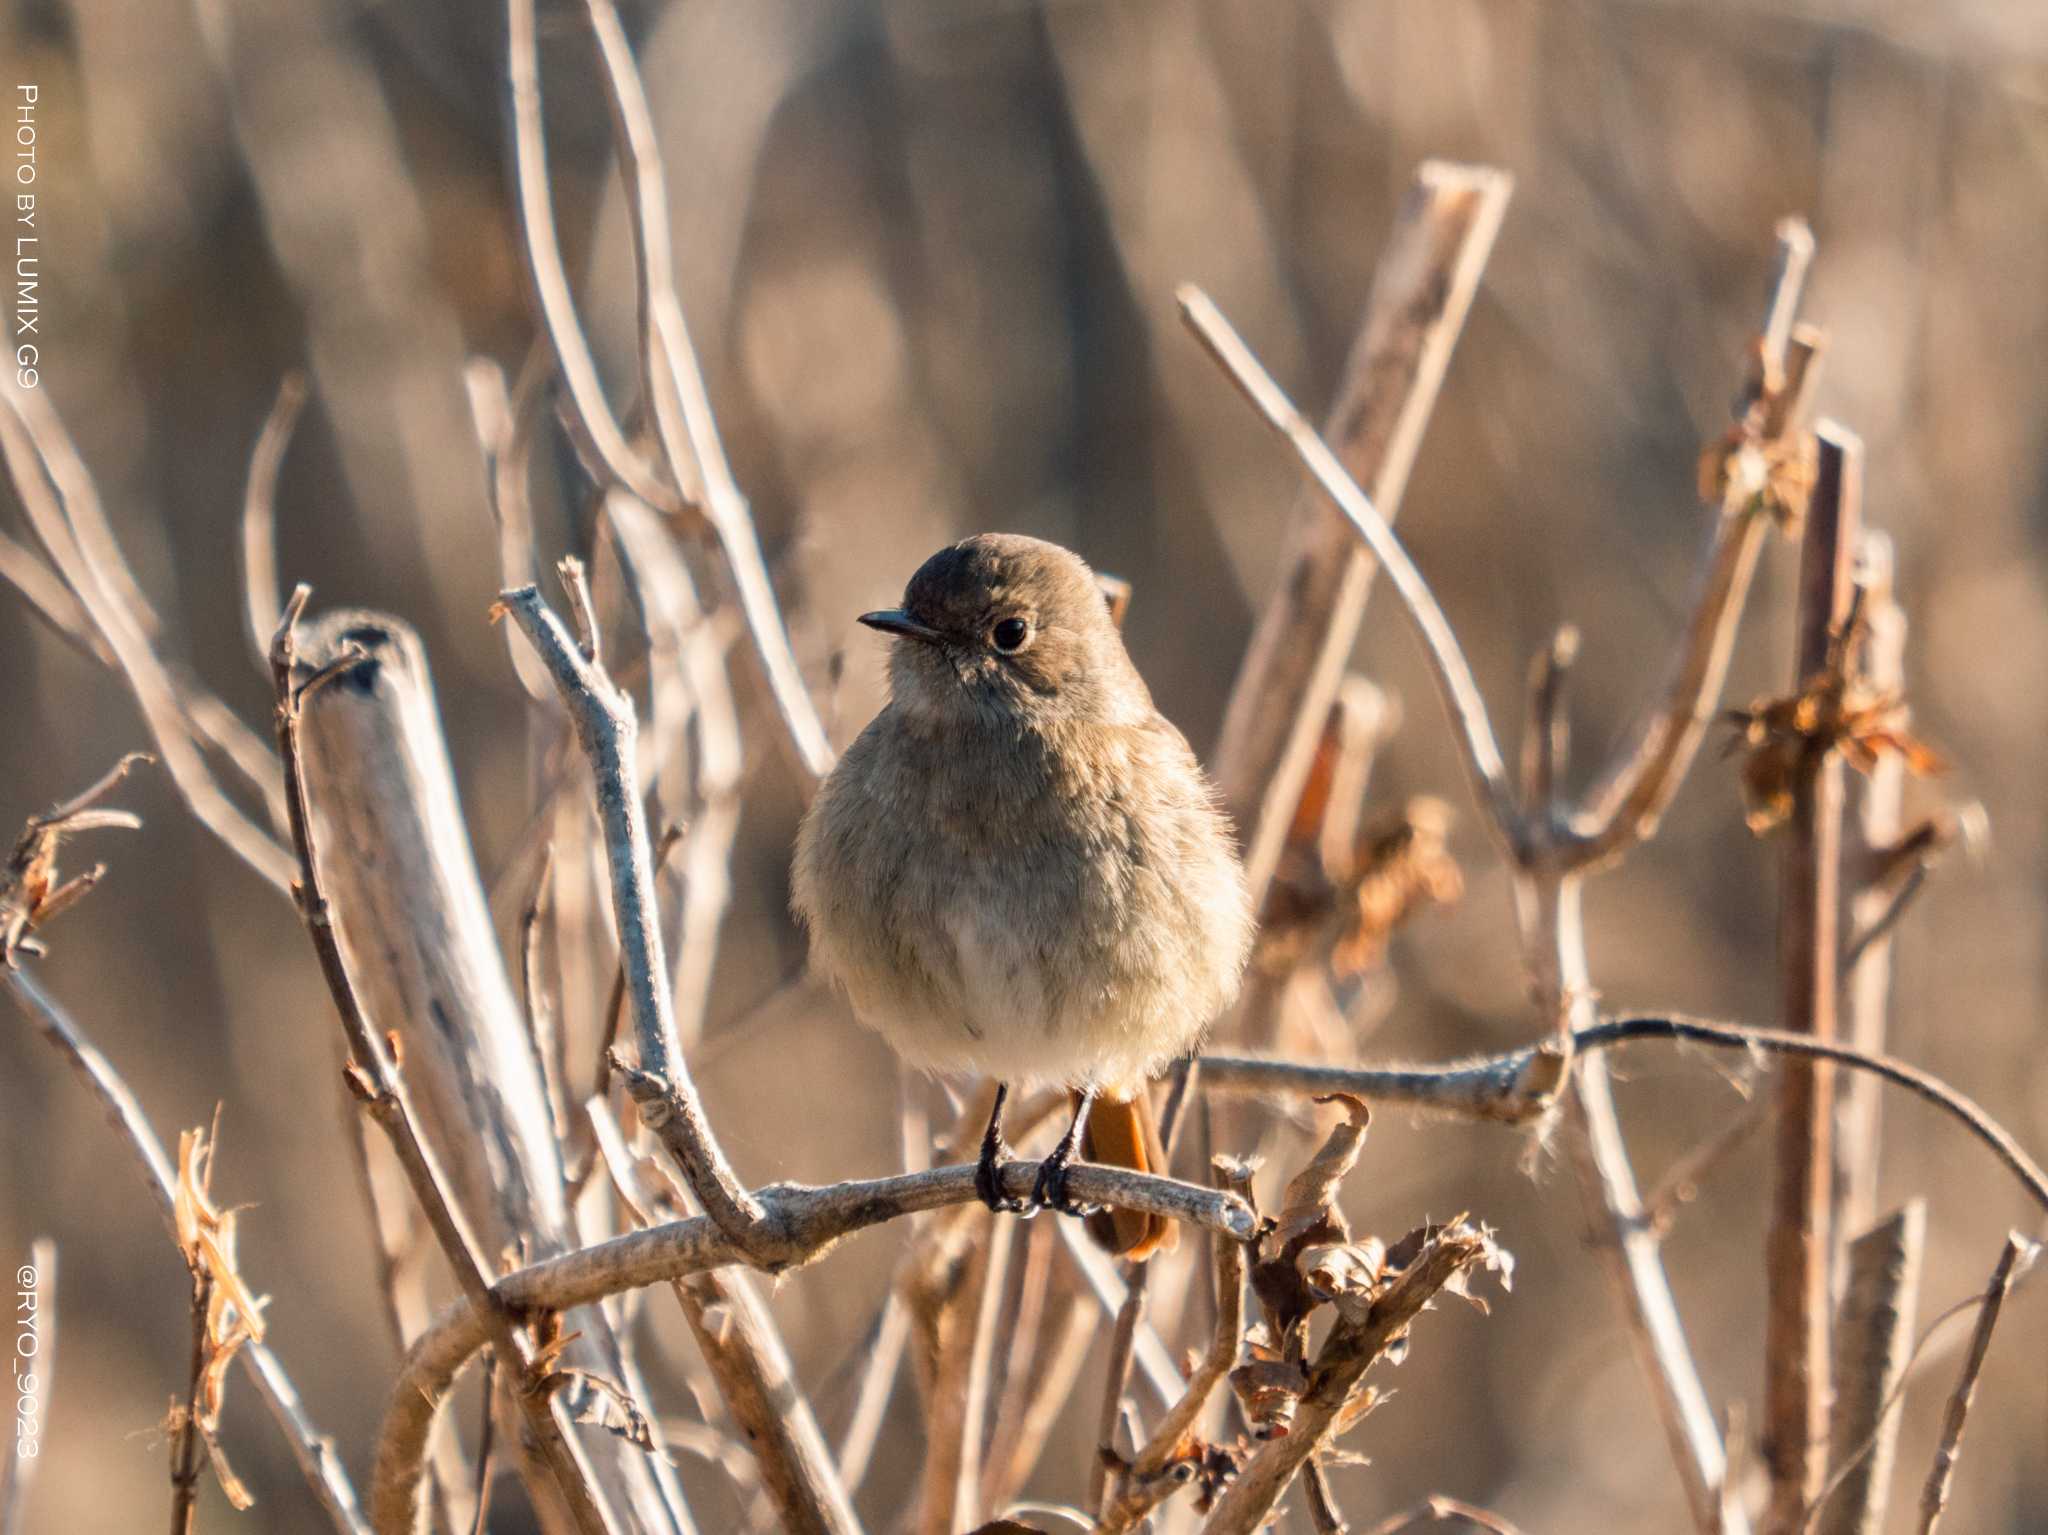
792,533,1254,1258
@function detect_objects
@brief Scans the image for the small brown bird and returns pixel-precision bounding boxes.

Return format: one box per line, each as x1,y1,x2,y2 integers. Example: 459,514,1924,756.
792,533,1254,1257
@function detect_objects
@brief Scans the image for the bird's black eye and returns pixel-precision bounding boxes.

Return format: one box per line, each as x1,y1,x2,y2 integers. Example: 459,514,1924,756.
991,617,1030,653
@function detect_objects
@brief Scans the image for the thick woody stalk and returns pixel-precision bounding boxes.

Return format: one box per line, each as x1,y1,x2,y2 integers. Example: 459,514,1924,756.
1819,1202,1924,1535
272,595,621,1535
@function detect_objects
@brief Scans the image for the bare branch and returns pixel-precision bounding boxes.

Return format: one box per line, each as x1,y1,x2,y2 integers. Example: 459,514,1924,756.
1916,1234,2037,1535
494,580,767,1250
1207,1016,2048,1217
1094,1160,1250,1534
589,1104,861,1535
373,1159,1253,1529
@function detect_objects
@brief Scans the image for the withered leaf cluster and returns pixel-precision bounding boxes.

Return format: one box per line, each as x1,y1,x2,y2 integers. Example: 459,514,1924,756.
1229,1097,1514,1450
1725,610,1946,835
168,1124,265,1511
0,751,147,965
1697,335,1820,533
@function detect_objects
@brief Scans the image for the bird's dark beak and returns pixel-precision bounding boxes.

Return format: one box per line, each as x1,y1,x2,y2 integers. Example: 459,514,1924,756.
858,609,945,645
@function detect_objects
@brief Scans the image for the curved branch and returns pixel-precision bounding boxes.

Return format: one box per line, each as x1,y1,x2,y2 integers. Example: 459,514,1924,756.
373,1161,1254,1529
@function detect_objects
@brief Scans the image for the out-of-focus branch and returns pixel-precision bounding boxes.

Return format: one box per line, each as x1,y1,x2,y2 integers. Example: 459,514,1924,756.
240,371,306,676
1208,161,1510,904
916,1214,1013,1535
1359,1496,1531,1535
1915,1234,2037,1535
1817,1202,1924,1535
1763,426,1861,1534
495,580,766,1250
1567,220,1820,869
0,384,296,891
0,1237,54,1535
502,0,671,511
3,968,369,1535
577,0,835,786
1181,286,1522,859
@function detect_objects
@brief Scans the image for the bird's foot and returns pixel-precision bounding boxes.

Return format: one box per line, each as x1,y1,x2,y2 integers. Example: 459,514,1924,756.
975,1136,1029,1214
1029,1142,1102,1219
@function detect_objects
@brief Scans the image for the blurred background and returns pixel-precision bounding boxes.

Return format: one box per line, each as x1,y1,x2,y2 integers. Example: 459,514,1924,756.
2,0,2046,1530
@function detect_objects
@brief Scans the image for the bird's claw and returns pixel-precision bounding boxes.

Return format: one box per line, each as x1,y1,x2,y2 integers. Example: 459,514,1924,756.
975,1140,1030,1214
1028,1145,1101,1219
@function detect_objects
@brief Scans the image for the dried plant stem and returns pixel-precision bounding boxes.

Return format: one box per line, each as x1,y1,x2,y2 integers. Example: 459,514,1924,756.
1200,1225,1498,1535
917,1214,1013,1535
271,592,618,1535
0,1238,54,1535
1764,426,1862,1533
1835,534,1906,1240
1915,1234,2035,1535
169,1235,215,1535
836,1291,910,1493
2,968,369,1535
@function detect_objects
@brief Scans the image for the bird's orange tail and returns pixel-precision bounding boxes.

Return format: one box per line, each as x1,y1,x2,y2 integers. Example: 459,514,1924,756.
1080,1085,1178,1261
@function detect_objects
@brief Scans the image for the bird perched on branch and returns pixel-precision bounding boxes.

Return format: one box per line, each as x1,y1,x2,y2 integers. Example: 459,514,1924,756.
793,533,1253,1258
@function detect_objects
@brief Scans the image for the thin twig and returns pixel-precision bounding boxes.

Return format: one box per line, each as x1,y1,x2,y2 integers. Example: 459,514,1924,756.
168,1136,217,1535
271,588,619,1535
1764,425,1861,1533
2,969,369,1535
240,371,306,677
1915,1234,2036,1535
